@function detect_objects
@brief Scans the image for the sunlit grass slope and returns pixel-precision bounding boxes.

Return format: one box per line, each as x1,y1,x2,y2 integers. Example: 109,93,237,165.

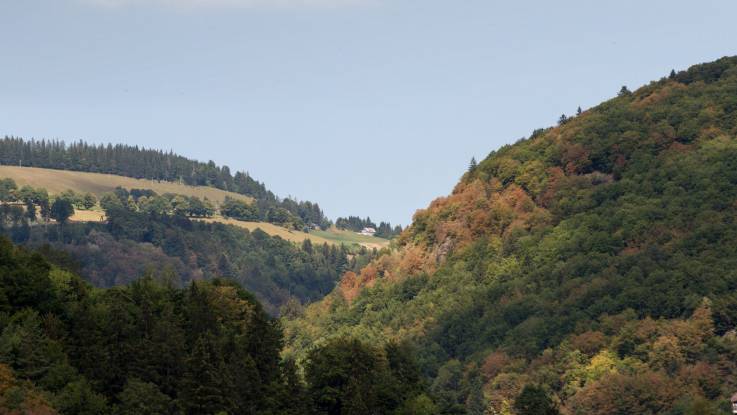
1,165,390,249
0,165,252,205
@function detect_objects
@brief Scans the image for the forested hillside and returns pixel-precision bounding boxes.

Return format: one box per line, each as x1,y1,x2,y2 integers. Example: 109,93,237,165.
286,56,737,414
0,238,431,414
0,138,331,229
0,141,395,314
0,165,253,205
0,181,379,314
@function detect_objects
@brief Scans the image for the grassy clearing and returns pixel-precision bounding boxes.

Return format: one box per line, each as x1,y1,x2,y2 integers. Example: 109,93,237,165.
198,217,333,245
198,219,389,249
0,166,252,206
1,166,390,249
310,227,390,250
70,209,106,223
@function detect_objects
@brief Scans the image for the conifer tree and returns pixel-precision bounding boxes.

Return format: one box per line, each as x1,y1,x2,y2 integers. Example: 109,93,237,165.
24,201,36,222
180,333,234,415
618,85,631,96
228,351,260,414
50,198,74,240
469,157,478,173
277,358,310,415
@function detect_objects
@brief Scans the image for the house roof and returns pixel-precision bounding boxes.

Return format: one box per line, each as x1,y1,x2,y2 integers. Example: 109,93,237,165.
732,392,737,402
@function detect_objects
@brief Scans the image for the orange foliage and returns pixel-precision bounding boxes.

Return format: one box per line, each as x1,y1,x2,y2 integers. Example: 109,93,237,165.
374,253,400,282
561,143,591,175
666,142,692,154
678,362,722,399
0,364,57,415
337,243,435,304
648,335,685,373
569,331,607,356
480,351,511,381
360,264,379,288
485,372,527,415
399,244,432,276
338,271,361,303
442,183,536,241
632,82,686,109
564,371,681,415
336,173,550,304
619,245,642,256
538,167,565,207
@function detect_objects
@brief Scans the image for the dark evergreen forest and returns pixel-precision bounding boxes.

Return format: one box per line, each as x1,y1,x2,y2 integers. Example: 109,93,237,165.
0,238,431,414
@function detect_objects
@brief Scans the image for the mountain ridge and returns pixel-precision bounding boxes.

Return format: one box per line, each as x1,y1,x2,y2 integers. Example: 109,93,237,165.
0,165,391,251
0,137,333,230
285,56,737,414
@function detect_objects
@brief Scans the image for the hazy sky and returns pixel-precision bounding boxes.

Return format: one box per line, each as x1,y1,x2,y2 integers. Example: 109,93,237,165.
2,0,736,225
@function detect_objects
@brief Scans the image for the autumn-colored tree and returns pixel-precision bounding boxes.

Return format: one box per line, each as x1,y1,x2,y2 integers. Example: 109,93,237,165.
0,364,56,415
565,371,680,415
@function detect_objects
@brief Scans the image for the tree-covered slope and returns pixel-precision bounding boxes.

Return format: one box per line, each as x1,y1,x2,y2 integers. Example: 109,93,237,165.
0,183,374,315
0,165,253,205
286,57,737,414
0,137,332,229
0,138,405,235
0,238,433,414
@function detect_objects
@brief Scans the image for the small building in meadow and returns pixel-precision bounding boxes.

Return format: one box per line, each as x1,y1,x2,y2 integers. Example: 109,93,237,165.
359,227,376,236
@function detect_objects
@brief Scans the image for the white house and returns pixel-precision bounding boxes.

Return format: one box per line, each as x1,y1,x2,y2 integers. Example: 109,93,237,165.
731,392,737,414
359,227,376,236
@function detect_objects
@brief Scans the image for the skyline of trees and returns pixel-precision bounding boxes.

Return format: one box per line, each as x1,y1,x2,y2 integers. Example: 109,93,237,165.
0,137,333,229
0,137,405,234
286,56,737,414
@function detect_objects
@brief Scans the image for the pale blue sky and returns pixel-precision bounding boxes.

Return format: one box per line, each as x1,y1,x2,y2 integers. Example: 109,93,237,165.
1,0,736,225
